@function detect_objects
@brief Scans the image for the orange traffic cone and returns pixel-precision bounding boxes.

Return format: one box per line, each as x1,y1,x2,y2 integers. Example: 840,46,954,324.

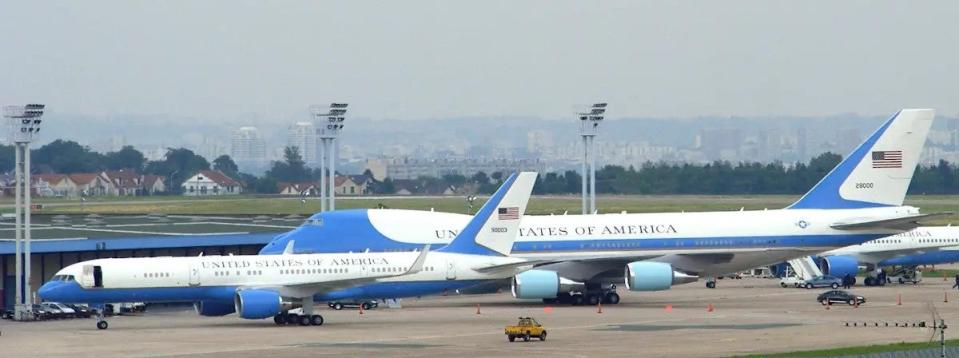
543,306,554,314
854,298,859,308
665,304,673,312
359,303,365,315
825,301,831,310
897,293,902,306
597,301,603,314
476,304,481,315
707,303,714,312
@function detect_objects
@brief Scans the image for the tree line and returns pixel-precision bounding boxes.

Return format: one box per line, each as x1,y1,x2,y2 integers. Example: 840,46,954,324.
3,140,959,195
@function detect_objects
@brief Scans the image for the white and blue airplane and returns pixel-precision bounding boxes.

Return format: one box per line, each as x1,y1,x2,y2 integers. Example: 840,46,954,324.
259,109,942,305
38,172,539,329
810,226,959,285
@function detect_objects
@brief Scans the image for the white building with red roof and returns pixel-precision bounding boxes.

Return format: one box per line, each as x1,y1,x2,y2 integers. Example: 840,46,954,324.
181,170,242,196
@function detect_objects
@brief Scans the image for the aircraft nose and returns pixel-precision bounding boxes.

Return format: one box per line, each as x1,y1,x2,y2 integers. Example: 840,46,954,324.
38,281,60,299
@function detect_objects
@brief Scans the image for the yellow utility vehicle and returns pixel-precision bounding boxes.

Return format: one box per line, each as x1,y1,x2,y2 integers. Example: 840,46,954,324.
505,317,547,342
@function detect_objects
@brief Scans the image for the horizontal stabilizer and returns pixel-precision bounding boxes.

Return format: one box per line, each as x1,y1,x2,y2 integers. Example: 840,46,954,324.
830,212,952,231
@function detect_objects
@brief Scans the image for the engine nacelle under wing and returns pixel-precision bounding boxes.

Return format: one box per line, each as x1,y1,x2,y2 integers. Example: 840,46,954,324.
194,300,236,317
511,270,585,299
234,289,283,320
819,255,860,278
625,261,697,292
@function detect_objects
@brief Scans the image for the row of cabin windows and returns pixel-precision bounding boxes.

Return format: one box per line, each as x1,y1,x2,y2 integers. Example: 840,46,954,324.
872,239,902,244
214,270,263,277
572,239,773,250
281,268,347,275
145,272,169,278
920,238,959,244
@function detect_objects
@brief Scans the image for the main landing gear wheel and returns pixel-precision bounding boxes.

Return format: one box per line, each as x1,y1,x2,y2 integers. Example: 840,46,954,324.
605,292,620,304
96,320,108,330
705,281,716,289
587,295,600,306
285,313,299,324
571,295,585,306
310,314,324,326
298,315,311,326
274,314,286,325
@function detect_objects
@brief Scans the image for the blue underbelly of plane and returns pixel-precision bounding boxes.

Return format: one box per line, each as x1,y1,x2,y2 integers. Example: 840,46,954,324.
879,250,959,267
39,280,489,306
313,280,487,301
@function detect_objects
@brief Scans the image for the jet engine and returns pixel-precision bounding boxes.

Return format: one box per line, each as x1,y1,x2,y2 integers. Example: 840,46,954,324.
234,289,289,319
194,300,236,317
511,270,585,299
819,255,860,278
625,261,698,292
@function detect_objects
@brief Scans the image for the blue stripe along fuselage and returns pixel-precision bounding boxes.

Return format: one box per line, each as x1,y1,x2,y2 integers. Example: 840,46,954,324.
39,280,488,306
878,250,959,267
261,232,887,256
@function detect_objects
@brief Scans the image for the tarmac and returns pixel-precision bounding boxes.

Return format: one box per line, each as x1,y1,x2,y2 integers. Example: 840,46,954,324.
3,276,958,358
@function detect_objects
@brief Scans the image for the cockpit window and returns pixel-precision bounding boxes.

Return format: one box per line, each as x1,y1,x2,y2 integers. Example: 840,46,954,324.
51,275,75,282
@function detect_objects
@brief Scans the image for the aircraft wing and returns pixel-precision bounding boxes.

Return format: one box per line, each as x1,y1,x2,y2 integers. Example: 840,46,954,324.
271,245,430,298
830,212,952,231
472,259,553,274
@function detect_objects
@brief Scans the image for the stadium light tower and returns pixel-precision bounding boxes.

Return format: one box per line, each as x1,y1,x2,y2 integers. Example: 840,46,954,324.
578,103,605,214
311,103,347,211
4,104,44,321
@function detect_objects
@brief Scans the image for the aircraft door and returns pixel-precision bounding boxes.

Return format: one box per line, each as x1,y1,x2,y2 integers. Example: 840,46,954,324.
189,264,201,286
80,265,103,288
445,260,456,280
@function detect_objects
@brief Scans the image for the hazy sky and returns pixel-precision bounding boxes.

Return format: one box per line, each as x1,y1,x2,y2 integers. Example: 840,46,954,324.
1,1,957,121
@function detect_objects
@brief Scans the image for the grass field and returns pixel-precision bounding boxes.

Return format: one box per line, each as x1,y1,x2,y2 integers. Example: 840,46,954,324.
733,339,959,357
7,194,959,224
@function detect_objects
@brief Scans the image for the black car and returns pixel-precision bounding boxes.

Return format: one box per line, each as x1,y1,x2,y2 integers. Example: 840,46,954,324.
817,290,866,306
65,304,93,318
1,309,14,320
328,300,378,310
31,304,54,320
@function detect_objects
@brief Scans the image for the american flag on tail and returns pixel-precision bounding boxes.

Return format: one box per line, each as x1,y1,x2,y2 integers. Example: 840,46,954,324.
872,150,903,169
498,207,519,220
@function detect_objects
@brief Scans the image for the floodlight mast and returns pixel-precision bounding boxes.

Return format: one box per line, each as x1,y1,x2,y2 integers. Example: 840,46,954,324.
4,104,44,321
577,103,605,215
311,103,347,212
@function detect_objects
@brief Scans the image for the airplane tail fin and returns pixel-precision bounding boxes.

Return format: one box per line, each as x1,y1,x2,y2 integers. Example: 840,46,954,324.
436,172,537,256
788,109,934,209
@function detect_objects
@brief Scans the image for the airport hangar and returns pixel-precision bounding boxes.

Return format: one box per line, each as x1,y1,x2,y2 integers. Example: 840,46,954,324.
0,214,293,310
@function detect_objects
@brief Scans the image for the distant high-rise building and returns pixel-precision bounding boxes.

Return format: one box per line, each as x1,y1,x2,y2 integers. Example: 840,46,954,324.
526,130,553,155
287,122,317,165
230,126,266,162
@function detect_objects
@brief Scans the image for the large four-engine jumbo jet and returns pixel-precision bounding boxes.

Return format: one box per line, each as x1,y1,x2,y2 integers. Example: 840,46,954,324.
38,172,539,329
259,109,942,305
812,226,959,286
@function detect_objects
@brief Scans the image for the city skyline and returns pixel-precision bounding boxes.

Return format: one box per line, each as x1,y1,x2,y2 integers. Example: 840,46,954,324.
10,111,959,176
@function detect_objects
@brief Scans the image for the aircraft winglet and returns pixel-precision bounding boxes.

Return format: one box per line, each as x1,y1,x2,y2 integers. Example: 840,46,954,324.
405,244,431,274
